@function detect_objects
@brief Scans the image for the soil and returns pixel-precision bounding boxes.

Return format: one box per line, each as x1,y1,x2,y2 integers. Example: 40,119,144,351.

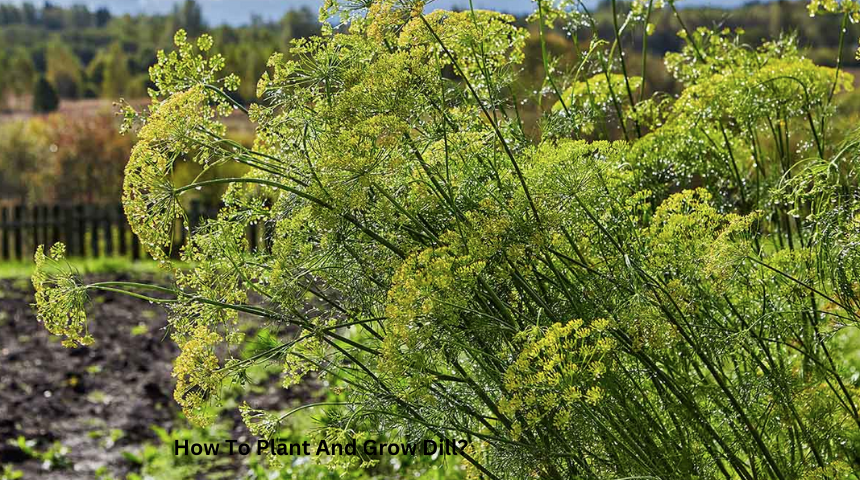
0,274,179,478
0,274,310,479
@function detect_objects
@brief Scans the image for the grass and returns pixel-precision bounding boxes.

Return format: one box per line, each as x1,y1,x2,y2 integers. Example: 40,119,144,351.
0,257,166,279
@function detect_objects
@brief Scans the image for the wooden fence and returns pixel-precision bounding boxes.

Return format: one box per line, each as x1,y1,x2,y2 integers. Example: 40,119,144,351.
0,201,257,262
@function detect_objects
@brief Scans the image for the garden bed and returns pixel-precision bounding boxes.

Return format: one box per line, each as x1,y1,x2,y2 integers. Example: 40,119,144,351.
0,274,177,478
0,274,307,479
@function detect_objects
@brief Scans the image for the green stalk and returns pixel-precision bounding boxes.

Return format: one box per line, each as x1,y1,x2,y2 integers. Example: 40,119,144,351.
610,0,641,137
536,0,571,116
419,14,543,227
820,11,850,147
668,0,705,63
639,0,654,102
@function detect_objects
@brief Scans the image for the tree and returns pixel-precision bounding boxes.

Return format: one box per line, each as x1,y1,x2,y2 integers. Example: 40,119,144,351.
46,41,84,98
0,120,50,203
45,113,134,203
32,76,59,113
280,7,319,44
166,0,204,38
0,48,36,110
67,5,94,29
0,4,23,25
769,0,789,38
90,42,134,99
95,7,110,28
8,48,36,96
0,51,10,109
42,3,65,30
21,3,37,25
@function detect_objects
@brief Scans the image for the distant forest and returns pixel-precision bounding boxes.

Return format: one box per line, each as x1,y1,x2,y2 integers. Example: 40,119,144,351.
0,1,320,105
1,0,857,109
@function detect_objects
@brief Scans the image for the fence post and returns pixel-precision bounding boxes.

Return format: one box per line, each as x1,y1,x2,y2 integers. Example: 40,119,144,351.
43,205,50,248
87,205,98,257
76,204,86,257
117,203,127,257
13,205,24,261
51,205,61,248
0,207,8,261
41,205,48,250
103,204,113,256
31,204,40,255
40,205,47,252
131,227,140,261
37,205,44,248
64,205,74,256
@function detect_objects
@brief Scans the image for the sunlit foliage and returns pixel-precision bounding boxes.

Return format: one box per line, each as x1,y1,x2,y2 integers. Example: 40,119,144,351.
33,1,860,478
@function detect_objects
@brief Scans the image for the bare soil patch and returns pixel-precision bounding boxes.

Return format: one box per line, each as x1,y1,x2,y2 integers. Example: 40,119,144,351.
0,274,180,478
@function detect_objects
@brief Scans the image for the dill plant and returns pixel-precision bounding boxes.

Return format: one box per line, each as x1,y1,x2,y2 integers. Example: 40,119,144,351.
32,0,860,477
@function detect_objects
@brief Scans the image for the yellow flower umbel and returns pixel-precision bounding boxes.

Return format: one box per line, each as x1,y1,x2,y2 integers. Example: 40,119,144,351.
122,142,179,262
32,244,93,348
172,325,223,426
807,0,860,20
501,319,614,440
382,244,484,377
122,86,226,262
399,8,527,90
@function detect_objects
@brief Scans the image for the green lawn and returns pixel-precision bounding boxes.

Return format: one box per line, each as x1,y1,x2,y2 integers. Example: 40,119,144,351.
0,257,165,279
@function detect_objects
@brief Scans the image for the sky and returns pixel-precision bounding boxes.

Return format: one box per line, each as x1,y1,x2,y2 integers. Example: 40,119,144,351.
2,0,773,26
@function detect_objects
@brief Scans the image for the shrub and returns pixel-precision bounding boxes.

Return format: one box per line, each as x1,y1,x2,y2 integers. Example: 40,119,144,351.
32,76,59,113
45,40,84,99
34,1,860,478
43,113,135,203
0,112,134,204
0,119,51,203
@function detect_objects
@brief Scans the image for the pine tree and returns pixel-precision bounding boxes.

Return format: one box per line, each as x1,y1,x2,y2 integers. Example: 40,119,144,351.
32,76,59,113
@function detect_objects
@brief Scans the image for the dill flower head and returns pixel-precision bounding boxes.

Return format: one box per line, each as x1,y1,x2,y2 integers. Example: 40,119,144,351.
501,319,614,439
382,245,484,374
149,29,235,102
807,0,860,21
365,0,420,42
32,244,93,347
646,188,761,288
630,0,665,17
172,325,223,427
122,86,223,262
399,8,527,85
122,141,180,261
137,85,222,157
172,218,251,334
